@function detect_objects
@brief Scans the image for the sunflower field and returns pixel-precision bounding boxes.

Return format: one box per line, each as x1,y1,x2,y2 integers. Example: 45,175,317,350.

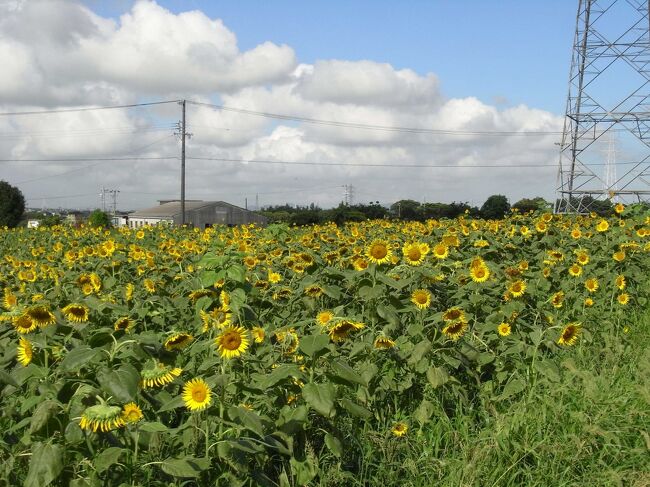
0,207,649,486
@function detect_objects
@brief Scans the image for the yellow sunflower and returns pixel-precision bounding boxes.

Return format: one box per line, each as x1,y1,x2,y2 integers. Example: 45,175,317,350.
143,279,156,293
215,326,249,359
274,328,300,354
2,288,17,310
17,337,33,366
442,307,465,322
508,280,526,298
596,219,609,232
568,264,582,277
114,316,135,332
497,323,511,337
352,257,369,271
304,284,325,298
557,323,581,346
615,275,626,290
617,293,630,305
13,314,37,334
121,403,143,424
469,264,490,283
391,422,408,437
551,291,565,308
366,240,392,265
316,310,334,327
612,250,625,262
251,326,265,343
61,303,90,323
411,289,432,310
402,242,427,266
584,278,599,293
432,243,449,259
182,378,212,412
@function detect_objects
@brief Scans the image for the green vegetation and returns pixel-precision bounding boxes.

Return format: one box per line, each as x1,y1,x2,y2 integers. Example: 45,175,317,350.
0,180,25,228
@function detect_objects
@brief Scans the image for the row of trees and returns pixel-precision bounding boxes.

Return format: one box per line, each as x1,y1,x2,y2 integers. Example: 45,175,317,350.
260,195,556,225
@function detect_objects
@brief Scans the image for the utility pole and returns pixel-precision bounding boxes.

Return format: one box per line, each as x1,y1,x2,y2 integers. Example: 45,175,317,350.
176,100,192,226
99,187,106,211
108,189,120,215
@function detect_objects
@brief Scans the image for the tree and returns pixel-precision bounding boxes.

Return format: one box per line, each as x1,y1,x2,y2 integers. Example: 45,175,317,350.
39,214,64,227
88,209,112,228
480,194,510,220
390,200,421,220
513,197,550,214
0,181,26,228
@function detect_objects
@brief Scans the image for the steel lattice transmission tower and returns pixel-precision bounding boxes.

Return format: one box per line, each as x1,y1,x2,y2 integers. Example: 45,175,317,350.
555,0,650,213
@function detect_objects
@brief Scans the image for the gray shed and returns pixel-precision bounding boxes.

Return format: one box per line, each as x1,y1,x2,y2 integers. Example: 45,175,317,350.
128,200,268,228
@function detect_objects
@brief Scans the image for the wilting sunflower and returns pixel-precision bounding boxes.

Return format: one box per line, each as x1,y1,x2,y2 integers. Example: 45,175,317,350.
215,326,249,359
164,333,194,351
140,362,182,389
61,303,90,323
274,328,300,354
557,323,581,346
402,242,427,266
497,323,511,337
79,404,125,433
366,240,392,265
391,422,408,437
26,306,56,328
114,316,135,332
373,336,396,349
617,293,630,305
125,283,134,302
352,257,369,271
17,337,33,366
182,378,212,411
2,288,17,310
508,280,526,298
442,320,468,341
251,326,265,343
13,314,37,334
200,307,232,331
316,310,334,327
188,289,214,302
584,278,599,293
551,291,565,308
328,320,364,343
304,284,325,298
411,289,432,310
121,403,143,424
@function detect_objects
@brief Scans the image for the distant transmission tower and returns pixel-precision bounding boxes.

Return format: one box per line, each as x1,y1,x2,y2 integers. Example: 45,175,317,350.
603,132,618,200
343,184,355,205
555,0,650,213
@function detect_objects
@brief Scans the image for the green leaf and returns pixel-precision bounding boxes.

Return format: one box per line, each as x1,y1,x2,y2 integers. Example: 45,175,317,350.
139,422,168,433
160,457,210,478
229,407,264,436
97,364,139,402
24,442,64,487
255,365,303,390
533,359,561,383
376,304,400,326
29,400,60,434
426,366,449,389
498,378,526,401
158,395,184,412
330,360,367,387
358,284,385,300
299,334,330,358
408,339,431,365
339,398,372,419
302,383,336,417
0,369,19,387
59,346,99,372
290,457,318,485
414,399,435,426
94,447,125,474
324,433,343,458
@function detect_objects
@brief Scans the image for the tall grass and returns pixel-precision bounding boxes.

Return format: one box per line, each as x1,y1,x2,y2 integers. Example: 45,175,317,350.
320,311,650,486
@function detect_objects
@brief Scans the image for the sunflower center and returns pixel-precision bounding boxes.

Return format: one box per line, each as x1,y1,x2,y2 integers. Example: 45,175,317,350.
371,245,387,259
223,332,242,350
407,248,421,261
192,387,207,402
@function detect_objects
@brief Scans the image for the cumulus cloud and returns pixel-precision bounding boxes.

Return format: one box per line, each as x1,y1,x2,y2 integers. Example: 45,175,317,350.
0,0,564,211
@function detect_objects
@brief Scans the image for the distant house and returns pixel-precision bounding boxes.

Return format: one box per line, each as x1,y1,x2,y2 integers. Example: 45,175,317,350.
27,220,40,228
66,212,86,226
127,200,268,228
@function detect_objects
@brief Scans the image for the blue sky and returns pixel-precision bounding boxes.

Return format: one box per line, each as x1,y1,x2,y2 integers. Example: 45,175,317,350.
88,0,578,114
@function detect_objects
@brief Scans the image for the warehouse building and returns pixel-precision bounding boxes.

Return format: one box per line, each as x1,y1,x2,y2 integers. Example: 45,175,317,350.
127,200,267,228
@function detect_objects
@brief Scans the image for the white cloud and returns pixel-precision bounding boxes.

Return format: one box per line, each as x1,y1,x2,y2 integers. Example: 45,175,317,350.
0,0,564,211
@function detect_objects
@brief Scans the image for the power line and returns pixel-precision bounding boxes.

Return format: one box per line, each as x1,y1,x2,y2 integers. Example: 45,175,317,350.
187,100,564,137
0,100,180,117
2,156,177,164
185,155,638,169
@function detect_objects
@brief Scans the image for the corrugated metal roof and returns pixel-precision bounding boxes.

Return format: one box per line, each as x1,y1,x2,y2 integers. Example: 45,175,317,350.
129,200,254,218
